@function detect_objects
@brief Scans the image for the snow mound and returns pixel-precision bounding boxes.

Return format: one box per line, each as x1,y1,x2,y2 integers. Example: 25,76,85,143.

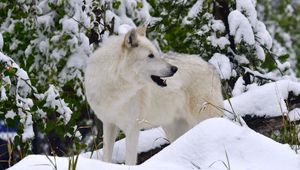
8,118,300,170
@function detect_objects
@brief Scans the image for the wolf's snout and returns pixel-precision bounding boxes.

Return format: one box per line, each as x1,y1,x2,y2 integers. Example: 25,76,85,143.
171,66,178,74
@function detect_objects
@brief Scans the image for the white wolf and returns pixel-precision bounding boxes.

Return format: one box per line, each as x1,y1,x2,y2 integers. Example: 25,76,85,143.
84,27,224,165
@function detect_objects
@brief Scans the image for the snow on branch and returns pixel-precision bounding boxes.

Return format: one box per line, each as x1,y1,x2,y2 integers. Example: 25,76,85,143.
43,85,73,124
228,10,255,45
224,80,300,121
0,52,34,142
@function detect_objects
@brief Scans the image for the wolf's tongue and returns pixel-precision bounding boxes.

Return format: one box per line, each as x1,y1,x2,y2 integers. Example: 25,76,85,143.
151,75,167,87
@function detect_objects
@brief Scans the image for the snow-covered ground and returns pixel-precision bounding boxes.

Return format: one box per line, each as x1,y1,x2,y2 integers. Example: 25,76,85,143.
6,79,300,170
8,118,300,170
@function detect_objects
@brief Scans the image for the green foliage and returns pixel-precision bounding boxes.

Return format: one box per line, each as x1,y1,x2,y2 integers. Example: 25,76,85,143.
258,0,300,75
148,0,282,96
271,117,300,147
112,0,121,9
0,0,150,167
148,0,201,53
0,0,100,166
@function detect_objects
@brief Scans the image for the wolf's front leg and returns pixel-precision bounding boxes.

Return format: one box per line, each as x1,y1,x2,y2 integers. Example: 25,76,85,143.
103,122,119,162
125,128,139,165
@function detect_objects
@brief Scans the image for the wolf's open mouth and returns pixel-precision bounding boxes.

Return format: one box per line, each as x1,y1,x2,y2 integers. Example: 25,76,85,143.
151,75,167,87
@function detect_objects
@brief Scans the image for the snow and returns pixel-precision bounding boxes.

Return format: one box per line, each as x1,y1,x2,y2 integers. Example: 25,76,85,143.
5,110,16,119
81,127,167,163
50,48,66,61
209,53,232,80
8,118,300,170
105,10,121,33
118,24,134,35
255,44,265,61
136,0,152,23
285,4,294,16
228,10,255,45
38,40,49,56
244,67,280,81
37,13,54,29
234,0,272,49
289,108,300,121
0,32,3,49
236,0,257,25
0,85,7,101
36,109,47,119
0,52,35,142
144,118,300,170
207,34,230,49
232,77,246,96
254,21,272,49
103,0,151,34
197,24,209,35
24,45,32,57
234,54,250,64
276,59,291,72
183,0,204,24
58,32,90,86
44,85,73,124
0,133,15,141
9,40,20,51
224,80,300,120
16,68,32,97
65,33,90,68
211,19,225,32
61,17,79,34
21,113,34,142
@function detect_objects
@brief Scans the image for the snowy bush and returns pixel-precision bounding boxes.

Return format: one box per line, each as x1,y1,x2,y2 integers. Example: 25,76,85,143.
257,0,300,76
0,0,150,167
0,52,34,156
148,0,298,95
0,51,76,162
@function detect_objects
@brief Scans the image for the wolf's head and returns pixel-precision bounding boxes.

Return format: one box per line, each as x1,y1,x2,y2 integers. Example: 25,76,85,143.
122,27,177,87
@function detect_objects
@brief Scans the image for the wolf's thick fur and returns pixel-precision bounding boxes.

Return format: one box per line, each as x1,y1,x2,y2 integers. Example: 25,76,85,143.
85,28,223,165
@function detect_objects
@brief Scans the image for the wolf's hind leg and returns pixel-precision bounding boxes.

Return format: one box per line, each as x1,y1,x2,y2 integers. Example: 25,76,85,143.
163,118,190,142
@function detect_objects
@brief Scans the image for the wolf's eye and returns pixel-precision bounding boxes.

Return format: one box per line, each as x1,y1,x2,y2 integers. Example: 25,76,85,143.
148,54,154,58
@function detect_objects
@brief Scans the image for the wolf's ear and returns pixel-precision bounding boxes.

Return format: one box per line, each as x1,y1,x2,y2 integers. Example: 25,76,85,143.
136,26,146,36
124,29,139,48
